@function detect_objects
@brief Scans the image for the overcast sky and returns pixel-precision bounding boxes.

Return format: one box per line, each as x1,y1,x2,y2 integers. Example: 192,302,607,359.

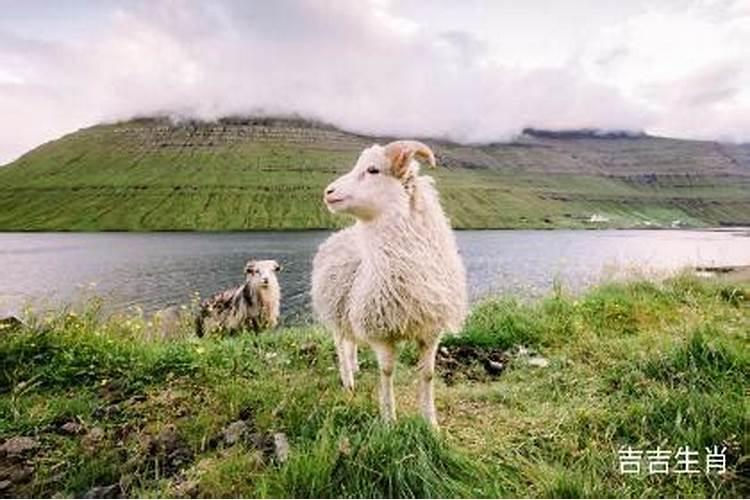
0,0,748,163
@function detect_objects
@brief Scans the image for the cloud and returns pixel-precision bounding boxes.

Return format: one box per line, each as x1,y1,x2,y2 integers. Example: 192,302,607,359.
582,0,750,141
0,0,748,163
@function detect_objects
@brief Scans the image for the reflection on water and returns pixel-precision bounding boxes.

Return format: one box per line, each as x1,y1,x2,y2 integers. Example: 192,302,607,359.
0,229,747,322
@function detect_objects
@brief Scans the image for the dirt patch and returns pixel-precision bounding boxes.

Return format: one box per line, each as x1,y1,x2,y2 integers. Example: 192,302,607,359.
437,345,509,385
135,425,194,479
437,344,552,384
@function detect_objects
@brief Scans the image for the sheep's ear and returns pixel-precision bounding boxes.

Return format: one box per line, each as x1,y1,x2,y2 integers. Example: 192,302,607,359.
274,261,282,272
245,260,257,273
384,140,436,178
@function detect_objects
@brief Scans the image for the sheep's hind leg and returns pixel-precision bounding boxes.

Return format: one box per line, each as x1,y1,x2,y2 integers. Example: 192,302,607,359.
371,342,397,423
333,331,355,391
417,338,440,428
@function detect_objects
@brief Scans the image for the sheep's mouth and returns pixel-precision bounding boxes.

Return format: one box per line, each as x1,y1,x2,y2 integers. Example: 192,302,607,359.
325,196,349,205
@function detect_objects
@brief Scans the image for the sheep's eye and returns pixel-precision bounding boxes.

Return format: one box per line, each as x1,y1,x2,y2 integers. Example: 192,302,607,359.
246,269,255,275
275,265,281,272
366,165,380,174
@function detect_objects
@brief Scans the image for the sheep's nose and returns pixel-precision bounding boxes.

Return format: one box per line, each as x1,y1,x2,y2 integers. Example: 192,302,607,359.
262,277,269,285
325,186,335,195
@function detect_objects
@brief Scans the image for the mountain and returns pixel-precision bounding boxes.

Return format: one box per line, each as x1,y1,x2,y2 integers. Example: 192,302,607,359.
0,116,748,230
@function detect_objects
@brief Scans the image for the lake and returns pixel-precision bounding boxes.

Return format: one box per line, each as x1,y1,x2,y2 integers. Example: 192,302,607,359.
0,229,748,322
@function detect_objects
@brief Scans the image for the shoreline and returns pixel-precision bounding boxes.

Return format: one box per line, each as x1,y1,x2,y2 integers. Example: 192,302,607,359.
695,264,750,282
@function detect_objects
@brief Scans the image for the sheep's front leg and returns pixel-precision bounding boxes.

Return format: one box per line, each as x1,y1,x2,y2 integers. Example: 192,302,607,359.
333,331,355,391
348,341,359,373
417,338,440,428
371,342,396,423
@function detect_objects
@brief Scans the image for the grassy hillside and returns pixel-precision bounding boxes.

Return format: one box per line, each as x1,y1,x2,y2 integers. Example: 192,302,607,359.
1,274,748,497
0,117,749,230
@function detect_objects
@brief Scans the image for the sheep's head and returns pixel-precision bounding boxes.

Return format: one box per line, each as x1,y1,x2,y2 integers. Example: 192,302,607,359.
323,140,436,221
245,259,282,289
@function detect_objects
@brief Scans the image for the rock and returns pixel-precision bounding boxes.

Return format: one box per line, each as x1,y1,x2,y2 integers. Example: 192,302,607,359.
337,436,352,457
86,427,105,441
248,432,267,450
93,404,121,419
83,483,120,498
238,406,255,422
246,431,290,463
0,437,40,457
0,316,23,332
299,341,318,356
510,345,548,367
272,433,290,463
483,360,505,375
527,356,549,368
125,394,147,406
82,427,106,452
436,344,511,383
173,479,199,498
222,420,248,446
9,465,34,483
515,345,530,357
0,479,11,491
60,421,84,435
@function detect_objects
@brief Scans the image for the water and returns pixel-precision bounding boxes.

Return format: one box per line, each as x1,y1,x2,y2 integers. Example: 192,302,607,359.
0,229,748,322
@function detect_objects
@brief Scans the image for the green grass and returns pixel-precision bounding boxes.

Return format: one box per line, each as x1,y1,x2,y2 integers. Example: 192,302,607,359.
0,275,748,497
0,118,748,230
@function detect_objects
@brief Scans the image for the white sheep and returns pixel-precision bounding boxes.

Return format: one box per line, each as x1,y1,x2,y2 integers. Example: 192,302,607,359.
311,140,467,427
196,259,282,336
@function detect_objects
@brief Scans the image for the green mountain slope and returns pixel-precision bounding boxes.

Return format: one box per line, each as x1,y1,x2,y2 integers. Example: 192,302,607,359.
0,117,748,230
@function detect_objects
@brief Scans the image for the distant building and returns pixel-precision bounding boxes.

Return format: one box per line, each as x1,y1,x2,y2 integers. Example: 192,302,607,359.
589,214,610,223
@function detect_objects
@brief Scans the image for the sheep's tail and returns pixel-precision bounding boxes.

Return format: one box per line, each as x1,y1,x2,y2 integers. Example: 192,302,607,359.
194,309,206,337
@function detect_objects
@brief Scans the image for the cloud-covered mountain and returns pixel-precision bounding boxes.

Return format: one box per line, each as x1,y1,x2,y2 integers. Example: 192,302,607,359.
1,0,749,164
